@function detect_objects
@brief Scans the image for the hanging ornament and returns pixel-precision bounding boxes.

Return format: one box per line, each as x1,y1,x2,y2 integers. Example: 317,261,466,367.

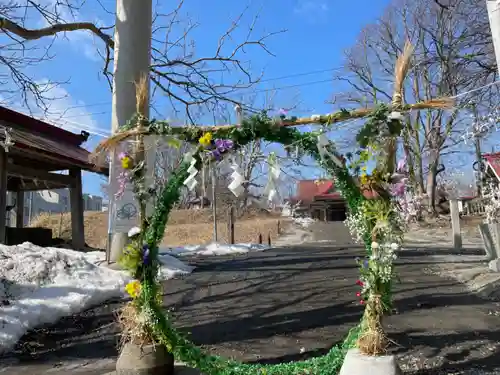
228,163,244,197
388,111,403,121
263,152,280,202
0,128,15,152
317,133,343,168
183,153,198,191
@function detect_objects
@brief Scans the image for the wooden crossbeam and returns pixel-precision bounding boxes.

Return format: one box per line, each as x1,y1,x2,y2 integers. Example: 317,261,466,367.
7,164,76,187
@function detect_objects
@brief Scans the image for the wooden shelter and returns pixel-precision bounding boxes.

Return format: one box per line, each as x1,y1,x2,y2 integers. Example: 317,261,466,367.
0,106,108,248
293,180,347,221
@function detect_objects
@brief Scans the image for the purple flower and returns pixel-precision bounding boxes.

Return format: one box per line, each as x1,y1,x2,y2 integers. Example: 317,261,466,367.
278,108,288,116
142,244,150,265
214,139,234,152
210,149,222,161
363,260,369,268
118,152,127,160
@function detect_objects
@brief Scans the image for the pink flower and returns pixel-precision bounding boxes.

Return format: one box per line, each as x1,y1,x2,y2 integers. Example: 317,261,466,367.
118,152,127,160
115,171,129,198
360,300,365,305
356,292,361,297
396,157,406,173
391,181,406,197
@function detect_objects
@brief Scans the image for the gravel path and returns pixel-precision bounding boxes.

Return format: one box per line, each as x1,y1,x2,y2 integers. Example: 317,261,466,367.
1,222,499,374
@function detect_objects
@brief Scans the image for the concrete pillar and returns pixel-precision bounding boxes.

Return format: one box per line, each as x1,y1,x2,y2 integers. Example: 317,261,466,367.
450,199,462,249
108,0,153,262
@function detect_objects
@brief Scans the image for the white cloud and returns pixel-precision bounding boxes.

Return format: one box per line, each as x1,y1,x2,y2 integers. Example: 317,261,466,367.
3,80,110,142
293,0,329,22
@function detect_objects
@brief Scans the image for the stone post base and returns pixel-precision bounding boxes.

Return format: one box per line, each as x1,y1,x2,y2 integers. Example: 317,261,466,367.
339,349,402,375
116,342,174,375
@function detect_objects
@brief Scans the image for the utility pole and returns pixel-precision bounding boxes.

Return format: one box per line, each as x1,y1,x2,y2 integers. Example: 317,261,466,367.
474,132,483,196
472,105,483,197
211,161,218,242
108,0,153,262
487,0,500,76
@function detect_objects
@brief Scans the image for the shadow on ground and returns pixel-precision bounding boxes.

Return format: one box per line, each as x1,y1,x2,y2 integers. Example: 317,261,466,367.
1,228,500,373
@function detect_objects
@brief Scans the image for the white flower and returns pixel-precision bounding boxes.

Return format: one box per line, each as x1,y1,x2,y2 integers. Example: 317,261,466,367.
128,226,141,237
311,114,321,121
390,243,399,251
371,242,379,249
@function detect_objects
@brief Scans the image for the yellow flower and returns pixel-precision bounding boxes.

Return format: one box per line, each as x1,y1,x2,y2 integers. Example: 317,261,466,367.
121,156,132,169
360,174,369,185
125,280,141,298
199,132,213,147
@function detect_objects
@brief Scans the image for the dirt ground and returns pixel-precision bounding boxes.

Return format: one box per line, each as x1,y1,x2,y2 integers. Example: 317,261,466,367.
30,208,289,249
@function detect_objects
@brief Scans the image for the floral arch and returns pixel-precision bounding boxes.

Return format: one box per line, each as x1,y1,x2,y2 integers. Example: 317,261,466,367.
92,43,452,375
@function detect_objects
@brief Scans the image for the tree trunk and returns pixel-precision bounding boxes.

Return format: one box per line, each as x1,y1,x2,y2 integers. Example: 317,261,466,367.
426,148,440,215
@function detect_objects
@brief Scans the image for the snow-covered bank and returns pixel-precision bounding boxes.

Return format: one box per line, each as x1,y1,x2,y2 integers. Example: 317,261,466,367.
161,242,269,257
0,242,193,354
293,217,315,228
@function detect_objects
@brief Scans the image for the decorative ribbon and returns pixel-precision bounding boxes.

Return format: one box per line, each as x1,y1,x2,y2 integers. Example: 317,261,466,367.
0,128,15,152
388,111,403,121
228,163,244,197
263,152,280,202
183,153,199,191
317,133,343,168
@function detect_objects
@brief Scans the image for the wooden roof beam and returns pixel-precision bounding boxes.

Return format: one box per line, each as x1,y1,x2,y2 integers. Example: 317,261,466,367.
7,164,76,188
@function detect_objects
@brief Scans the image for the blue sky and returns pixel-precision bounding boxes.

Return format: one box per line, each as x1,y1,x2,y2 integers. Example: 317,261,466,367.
15,0,391,195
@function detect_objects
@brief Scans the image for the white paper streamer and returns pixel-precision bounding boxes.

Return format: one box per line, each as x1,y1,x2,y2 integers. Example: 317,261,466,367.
317,133,343,168
183,153,199,191
264,153,281,202
228,163,244,197
0,128,14,152
388,111,403,121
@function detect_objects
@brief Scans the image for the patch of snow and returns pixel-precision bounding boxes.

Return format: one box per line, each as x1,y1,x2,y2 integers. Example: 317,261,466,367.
294,217,315,227
157,253,195,278
0,242,194,354
161,242,269,257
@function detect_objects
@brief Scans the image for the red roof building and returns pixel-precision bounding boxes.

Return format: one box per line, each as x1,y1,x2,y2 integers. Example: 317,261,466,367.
293,179,345,221
296,180,342,203
483,152,500,182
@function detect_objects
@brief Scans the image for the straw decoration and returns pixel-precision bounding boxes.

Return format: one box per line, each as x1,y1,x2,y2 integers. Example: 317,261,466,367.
392,41,414,109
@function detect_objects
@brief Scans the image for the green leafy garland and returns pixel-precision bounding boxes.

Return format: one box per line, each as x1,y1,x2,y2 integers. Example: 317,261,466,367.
115,109,400,375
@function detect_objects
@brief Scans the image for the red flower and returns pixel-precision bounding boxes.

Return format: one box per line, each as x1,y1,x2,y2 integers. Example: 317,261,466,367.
356,292,361,297
356,280,364,286
360,300,365,305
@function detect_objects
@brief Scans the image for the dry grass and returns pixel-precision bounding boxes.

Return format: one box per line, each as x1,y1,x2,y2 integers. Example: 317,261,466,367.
30,208,289,249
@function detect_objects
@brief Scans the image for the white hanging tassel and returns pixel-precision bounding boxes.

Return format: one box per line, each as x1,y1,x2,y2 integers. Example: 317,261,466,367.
388,111,403,121
264,153,281,202
0,128,15,152
317,133,343,168
228,163,245,197
183,153,199,191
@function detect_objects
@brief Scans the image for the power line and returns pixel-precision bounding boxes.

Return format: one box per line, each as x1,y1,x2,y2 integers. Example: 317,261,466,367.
48,77,339,120
61,66,344,111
